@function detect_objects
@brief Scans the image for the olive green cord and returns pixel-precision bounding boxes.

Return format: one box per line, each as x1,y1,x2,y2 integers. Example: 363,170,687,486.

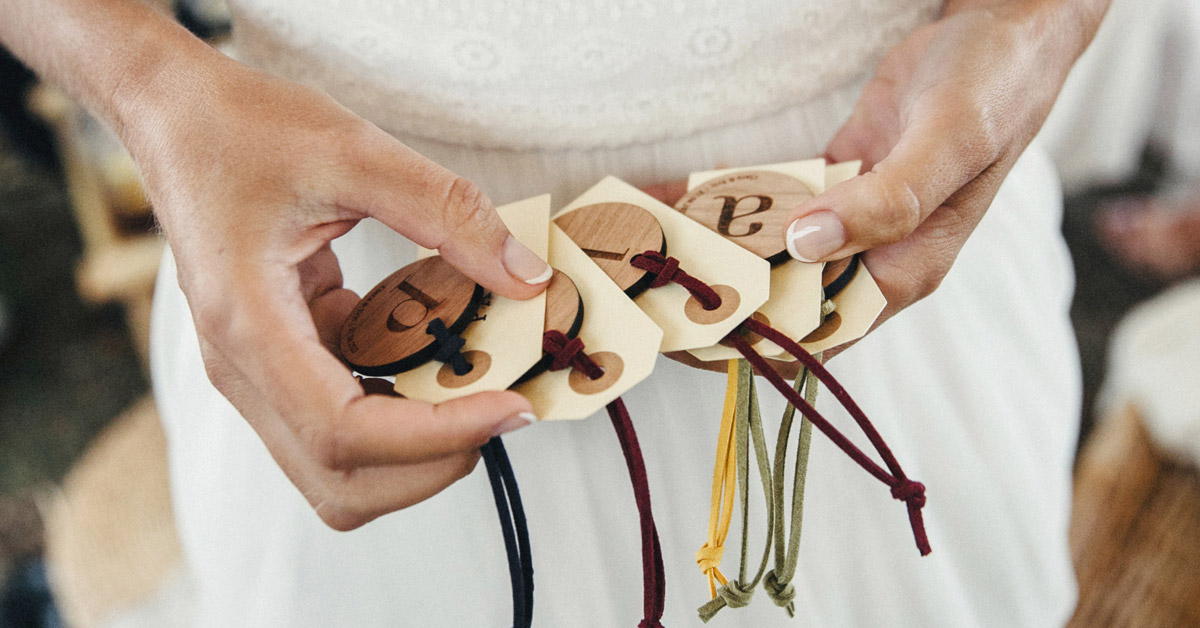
698,359,776,622
763,298,833,616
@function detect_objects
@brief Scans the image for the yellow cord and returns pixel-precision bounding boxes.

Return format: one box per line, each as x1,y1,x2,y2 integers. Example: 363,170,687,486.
696,360,739,598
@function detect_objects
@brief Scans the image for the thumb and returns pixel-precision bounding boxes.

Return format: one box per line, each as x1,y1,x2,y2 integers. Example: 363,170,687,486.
343,128,551,299
783,103,999,262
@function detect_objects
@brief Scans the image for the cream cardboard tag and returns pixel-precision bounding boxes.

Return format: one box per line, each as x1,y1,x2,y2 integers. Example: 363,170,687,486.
391,195,550,403
515,224,663,421
795,160,887,355
554,176,770,352
681,159,828,361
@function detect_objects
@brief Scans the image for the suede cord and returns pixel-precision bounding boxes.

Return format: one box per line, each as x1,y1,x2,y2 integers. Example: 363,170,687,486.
354,371,533,628
698,359,776,623
542,331,667,628
628,252,930,559
630,251,722,310
697,362,739,598
422,319,532,627
481,438,535,628
764,357,819,615
729,317,931,556
426,318,472,376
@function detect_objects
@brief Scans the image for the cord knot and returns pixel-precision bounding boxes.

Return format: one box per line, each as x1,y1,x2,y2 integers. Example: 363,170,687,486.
542,330,604,380
694,543,724,574
638,620,665,628
425,318,471,375
763,570,796,615
891,479,926,508
629,251,721,310
716,580,755,609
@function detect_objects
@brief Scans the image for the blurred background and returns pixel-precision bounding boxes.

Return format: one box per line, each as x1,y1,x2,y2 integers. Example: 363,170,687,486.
1,0,1199,627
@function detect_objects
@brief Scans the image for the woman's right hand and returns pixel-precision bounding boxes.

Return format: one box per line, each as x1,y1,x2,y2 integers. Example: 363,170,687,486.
127,51,550,530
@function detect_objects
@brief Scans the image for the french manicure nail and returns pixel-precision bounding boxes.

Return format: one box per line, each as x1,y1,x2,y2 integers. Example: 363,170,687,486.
786,210,846,262
493,411,537,437
502,235,552,284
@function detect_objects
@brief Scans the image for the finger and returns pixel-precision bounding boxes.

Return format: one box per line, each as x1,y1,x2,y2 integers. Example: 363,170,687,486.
310,286,360,357
196,262,534,469
784,96,1001,262
338,127,550,300
313,451,483,531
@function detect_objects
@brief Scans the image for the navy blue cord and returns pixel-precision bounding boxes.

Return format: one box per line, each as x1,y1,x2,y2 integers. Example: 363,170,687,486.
481,437,534,628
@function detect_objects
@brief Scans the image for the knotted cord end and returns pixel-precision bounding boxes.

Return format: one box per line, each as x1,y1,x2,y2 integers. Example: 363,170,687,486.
542,330,604,380
890,479,932,555
425,318,471,375
638,620,666,628
763,570,796,616
629,251,721,310
694,542,724,575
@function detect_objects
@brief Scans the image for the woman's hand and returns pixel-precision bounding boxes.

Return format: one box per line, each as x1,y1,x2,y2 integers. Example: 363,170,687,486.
783,0,1106,352
1,0,556,530
651,0,1106,373
131,55,551,530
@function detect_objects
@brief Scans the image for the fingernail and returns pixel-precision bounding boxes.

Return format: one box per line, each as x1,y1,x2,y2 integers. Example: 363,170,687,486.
786,210,845,262
502,235,552,284
493,411,537,437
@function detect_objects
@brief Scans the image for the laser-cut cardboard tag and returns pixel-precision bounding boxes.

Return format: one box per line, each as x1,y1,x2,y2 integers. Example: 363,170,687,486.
679,160,827,362
384,195,550,403
515,224,663,421
554,177,769,352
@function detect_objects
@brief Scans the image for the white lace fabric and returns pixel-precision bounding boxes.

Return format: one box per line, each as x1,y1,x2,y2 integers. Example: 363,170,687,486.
229,0,939,150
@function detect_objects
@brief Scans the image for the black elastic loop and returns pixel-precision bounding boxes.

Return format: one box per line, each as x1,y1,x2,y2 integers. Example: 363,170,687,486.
481,437,534,628
823,254,860,300
426,318,472,376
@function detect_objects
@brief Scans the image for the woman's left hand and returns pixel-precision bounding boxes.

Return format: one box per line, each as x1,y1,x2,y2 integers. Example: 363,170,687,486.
646,0,1108,372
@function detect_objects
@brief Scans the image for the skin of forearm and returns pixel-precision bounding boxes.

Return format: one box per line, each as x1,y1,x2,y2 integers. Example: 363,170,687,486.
0,0,220,151
943,0,1111,59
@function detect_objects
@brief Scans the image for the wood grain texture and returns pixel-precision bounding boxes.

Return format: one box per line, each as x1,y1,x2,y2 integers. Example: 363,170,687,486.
339,256,483,375
554,202,665,297
544,270,584,337
674,169,815,264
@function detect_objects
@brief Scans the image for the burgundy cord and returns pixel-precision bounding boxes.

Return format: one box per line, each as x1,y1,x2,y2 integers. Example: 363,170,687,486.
727,319,931,556
543,331,667,627
630,251,722,311
630,251,931,556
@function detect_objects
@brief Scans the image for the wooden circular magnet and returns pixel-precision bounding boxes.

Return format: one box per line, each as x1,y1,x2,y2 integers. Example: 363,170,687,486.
674,170,816,265
340,256,485,376
513,269,585,385
554,203,666,297
544,270,585,339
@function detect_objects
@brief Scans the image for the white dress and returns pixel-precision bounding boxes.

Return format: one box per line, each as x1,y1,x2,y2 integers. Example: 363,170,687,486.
151,1,1082,626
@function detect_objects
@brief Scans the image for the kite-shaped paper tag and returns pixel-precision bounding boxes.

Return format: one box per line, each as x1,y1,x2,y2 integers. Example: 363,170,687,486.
554,176,769,352
338,196,550,403
515,224,663,421
678,159,827,362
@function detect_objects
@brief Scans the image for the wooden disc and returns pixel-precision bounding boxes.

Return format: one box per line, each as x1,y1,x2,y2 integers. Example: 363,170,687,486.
544,270,584,338
512,269,585,386
674,170,816,264
554,203,666,297
339,256,484,376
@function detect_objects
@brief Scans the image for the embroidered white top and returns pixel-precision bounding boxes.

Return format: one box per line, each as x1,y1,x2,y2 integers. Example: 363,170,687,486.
228,0,939,149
